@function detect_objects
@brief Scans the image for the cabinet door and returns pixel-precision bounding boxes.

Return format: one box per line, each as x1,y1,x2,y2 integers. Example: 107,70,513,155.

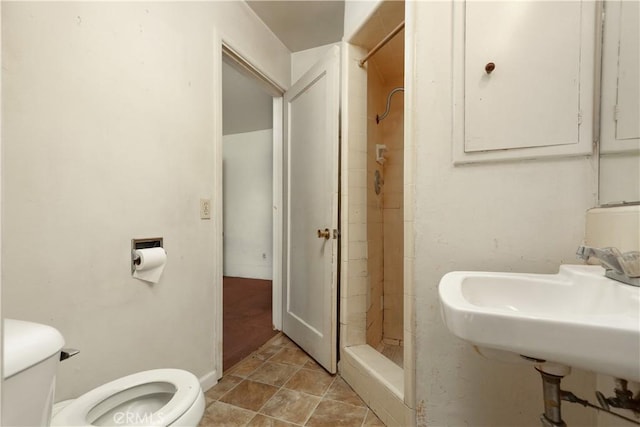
453,1,596,163
600,0,640,154
599,0,640,205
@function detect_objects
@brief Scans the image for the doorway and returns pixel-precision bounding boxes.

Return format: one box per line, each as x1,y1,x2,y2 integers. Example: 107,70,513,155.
218,44,341,375
221,52,281,370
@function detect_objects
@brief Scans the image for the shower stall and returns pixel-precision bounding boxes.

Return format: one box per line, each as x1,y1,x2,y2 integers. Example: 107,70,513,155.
338,1,414,424
352,3,406,367
366,81,404,366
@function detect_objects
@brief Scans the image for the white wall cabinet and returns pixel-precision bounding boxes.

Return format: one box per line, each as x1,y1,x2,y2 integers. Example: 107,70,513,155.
599,0,640,205
453,1,597,163
600,0,640,154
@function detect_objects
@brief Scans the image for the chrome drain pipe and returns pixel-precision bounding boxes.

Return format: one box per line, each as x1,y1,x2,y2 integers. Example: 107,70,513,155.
536,367,640,426
538,370,567,427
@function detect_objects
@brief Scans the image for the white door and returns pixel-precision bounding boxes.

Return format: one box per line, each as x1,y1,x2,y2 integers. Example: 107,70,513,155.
283,46,340,373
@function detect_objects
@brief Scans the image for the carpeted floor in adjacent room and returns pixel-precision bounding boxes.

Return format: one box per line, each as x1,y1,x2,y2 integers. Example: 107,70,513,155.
223,276,279,371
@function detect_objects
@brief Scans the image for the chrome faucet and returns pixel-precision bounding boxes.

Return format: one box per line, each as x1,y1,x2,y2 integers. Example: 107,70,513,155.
576,245,640,287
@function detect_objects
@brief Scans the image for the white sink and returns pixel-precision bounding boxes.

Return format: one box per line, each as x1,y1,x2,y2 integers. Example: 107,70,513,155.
438,265,640,381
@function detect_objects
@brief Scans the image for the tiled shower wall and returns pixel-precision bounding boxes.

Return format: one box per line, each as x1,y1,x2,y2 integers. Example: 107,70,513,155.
340,42,369,348
380,79,404,342
367,67,404,346
366,66,384,348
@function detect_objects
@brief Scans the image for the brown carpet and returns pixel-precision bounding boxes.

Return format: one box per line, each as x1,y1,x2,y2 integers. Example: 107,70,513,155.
223,276,278,371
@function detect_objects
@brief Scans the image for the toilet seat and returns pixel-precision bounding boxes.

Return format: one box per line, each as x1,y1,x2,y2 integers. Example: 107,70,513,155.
51,369,202,426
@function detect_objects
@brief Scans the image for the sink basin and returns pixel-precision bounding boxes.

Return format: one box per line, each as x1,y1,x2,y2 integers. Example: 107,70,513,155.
439,265,640,381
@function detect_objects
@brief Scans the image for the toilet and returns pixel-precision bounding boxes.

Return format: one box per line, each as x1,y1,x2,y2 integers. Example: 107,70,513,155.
51,368,205,426
3,319,205,427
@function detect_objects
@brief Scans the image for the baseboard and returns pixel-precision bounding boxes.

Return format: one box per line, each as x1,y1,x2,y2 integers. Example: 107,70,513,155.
199,369,218,392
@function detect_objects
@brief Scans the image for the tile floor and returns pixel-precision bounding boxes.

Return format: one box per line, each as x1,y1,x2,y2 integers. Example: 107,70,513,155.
199,333,385,426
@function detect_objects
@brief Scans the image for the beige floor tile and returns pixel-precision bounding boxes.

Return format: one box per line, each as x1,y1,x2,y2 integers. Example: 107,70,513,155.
249,361,300,387
199,401,255,427
229,355,265,377
283,340,300,349
259,388,321,425
205,375,243,405
269,347,311,366
267,333,294,347
255,344,283,361
219,380,279,411
246,414,300,427
283,368,335,397
305,400,368,427
324,377,367,407
302,359,325,372
207,333,382,427
363,409,386,426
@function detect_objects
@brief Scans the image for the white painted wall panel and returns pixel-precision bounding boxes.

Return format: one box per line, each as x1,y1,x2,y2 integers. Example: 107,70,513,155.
600,0,640,154
614,1,640,141
599,0,640,205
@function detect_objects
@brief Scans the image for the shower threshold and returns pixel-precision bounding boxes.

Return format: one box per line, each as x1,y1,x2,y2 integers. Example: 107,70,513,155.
376,340,404,368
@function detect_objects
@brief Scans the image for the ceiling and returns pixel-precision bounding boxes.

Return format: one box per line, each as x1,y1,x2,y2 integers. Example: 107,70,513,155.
247,1,345,52
222,60,273,136
249,0,405,84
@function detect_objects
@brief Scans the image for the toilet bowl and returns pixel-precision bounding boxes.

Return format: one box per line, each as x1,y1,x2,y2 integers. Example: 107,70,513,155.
51,368,205,426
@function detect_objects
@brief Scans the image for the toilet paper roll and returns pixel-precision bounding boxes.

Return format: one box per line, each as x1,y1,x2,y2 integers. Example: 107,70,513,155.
133,247,167,284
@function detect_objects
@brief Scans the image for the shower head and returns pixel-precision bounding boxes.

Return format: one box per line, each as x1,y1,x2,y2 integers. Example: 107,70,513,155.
376,87,405,124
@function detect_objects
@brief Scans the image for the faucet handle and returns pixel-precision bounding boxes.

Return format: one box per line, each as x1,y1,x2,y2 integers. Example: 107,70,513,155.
576,246,624,272
577,245,640,278
619,251,640,278
575,245,590,261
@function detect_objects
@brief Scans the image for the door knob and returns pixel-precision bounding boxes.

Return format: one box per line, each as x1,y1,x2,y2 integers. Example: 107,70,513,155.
317,228,331,239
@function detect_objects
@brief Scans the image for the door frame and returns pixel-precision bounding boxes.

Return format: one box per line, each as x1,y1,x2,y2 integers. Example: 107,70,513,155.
215,39,285,378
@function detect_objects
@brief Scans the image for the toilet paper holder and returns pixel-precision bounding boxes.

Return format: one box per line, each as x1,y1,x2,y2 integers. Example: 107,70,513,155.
131,237,163,273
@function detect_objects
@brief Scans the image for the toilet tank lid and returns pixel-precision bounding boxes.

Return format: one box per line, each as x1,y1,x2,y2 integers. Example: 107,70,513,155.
3,319,65,379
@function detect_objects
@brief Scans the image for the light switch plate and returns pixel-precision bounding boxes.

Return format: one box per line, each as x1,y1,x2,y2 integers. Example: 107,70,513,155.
200,199,211,219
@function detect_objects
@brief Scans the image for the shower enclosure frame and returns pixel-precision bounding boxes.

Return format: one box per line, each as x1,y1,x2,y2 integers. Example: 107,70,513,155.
337,1,416,424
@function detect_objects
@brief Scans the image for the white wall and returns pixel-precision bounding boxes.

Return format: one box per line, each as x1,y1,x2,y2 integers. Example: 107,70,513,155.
344,0,383,43
600,154,640,204
223,130,273,280
0,1,3,412
216,2,290,89
1,1,289,400
291,43,341,83
410,2,599,426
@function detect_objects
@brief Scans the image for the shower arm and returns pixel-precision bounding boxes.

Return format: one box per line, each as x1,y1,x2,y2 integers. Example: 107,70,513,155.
376,87,405,124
